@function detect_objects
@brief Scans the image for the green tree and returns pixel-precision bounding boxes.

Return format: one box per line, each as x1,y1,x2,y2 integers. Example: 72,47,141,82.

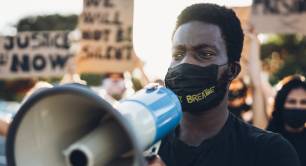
260,34,306,85
16,14,78,31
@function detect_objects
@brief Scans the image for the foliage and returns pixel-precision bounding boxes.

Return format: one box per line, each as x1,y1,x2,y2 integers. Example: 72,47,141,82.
81,74,105,86
16,14,78,32
260,34,306,85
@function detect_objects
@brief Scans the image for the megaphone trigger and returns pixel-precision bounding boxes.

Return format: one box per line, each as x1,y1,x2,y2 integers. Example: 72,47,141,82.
143,141,161,159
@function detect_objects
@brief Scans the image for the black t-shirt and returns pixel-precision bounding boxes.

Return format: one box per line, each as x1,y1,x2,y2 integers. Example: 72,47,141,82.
158,113,300,166
268,125,306,166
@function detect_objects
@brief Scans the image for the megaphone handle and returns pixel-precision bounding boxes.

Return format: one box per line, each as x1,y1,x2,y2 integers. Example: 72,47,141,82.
143,141,161,157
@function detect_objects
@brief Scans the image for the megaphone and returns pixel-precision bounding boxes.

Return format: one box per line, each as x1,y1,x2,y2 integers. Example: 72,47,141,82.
6,84,182,166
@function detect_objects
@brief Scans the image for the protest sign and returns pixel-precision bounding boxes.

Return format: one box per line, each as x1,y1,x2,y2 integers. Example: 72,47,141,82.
77,0,142,73
0,31,72,79
251,0,306,34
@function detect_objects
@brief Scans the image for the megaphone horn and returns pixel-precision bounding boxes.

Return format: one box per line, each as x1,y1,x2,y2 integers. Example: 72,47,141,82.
6,84,182,166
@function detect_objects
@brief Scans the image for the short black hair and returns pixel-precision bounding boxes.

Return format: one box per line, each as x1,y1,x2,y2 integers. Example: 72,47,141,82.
174,3,244,63
268,75,306,132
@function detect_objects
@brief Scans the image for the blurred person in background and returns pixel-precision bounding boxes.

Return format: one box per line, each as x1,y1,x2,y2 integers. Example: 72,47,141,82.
0,100,20,137
0,81,53,137
228,78,252,122
267,75,306,166
245,25,306,165
0,80,53,166
0,119,9,165
153,78,165,86
0,120,8,137
21,81,53,104
101,73,127,101
60,58,87,85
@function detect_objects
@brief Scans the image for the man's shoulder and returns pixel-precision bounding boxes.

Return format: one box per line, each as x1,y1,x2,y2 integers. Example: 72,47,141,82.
231,115,300,166
231,114,280,141
231,115,291,149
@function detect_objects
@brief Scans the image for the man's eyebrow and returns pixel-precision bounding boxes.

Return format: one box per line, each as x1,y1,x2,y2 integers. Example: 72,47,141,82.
192,44,218,52
173,45,186,50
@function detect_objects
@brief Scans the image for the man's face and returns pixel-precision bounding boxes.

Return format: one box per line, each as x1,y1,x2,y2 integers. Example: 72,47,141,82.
171,21,228,79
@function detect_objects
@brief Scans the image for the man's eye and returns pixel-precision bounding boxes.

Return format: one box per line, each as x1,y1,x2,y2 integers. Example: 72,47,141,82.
196,51,215,59
172,52,184,60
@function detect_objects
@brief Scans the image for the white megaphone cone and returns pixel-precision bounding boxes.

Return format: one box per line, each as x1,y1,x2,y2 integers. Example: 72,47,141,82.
6,84,182,166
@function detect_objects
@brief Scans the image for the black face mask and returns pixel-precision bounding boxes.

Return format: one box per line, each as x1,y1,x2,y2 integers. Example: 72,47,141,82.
228,89,246,101
228,103,250,118
165,63,229,113
282,109,306,128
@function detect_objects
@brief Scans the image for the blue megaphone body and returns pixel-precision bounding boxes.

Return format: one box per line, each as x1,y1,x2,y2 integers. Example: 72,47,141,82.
117,85,182,150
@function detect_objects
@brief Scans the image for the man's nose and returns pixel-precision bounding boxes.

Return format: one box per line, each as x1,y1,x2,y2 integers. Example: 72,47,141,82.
180,51,198,65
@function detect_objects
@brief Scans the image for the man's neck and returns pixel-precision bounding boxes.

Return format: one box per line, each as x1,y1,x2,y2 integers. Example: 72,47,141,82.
179,99,229,146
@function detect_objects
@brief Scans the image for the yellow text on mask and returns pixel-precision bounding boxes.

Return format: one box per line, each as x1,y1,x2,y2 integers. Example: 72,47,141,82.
186,86,215,104
178,96,183,102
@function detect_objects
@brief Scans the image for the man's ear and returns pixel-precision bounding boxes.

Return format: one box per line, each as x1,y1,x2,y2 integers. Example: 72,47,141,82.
228,62,241,80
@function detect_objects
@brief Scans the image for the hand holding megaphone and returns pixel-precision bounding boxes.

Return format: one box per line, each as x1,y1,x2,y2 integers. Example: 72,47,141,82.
6,84,182,166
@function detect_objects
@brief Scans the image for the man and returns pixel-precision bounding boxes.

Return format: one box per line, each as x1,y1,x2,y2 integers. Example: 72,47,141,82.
148,3,300,166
